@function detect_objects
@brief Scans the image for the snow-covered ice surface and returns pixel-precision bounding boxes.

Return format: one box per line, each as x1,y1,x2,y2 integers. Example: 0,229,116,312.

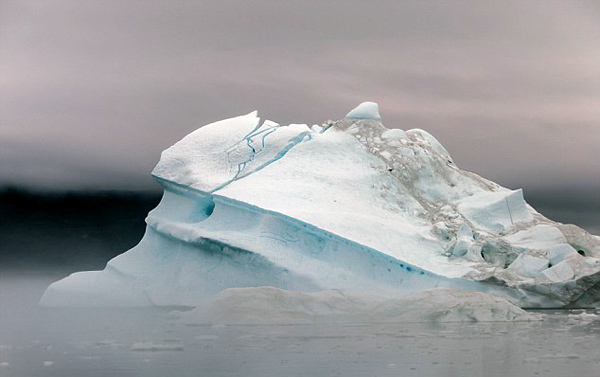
41,102,600,308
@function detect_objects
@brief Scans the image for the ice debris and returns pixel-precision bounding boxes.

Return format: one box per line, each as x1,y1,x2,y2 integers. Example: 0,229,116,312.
130,342,184,352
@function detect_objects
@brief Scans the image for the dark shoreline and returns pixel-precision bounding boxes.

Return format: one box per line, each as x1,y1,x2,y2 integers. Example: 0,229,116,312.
0,187,161,273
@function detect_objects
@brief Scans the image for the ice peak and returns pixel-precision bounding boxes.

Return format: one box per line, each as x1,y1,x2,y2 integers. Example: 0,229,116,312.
345,101,381,121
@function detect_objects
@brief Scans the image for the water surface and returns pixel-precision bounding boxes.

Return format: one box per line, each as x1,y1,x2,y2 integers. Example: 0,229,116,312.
1,274,600,377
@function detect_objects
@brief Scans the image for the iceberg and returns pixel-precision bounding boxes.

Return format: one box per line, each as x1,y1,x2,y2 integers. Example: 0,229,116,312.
175,287,537,325
41,102,600,308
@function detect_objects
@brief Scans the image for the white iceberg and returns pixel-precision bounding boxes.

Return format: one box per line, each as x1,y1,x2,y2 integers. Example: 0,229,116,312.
40,102,600,308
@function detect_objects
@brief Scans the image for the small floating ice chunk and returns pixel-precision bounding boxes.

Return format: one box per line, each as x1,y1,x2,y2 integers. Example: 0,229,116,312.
131,342,184,352
568,312,597,322
43,361,54,367
345,101,381,120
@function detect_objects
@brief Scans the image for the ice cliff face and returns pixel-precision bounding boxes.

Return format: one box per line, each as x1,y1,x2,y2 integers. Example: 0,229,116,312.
41,102,600,308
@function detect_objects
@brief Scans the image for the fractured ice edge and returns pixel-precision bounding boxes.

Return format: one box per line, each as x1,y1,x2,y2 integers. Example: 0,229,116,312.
41,102,600,309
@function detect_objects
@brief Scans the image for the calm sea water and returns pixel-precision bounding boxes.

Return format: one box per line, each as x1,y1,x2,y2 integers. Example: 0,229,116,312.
1,273,600,377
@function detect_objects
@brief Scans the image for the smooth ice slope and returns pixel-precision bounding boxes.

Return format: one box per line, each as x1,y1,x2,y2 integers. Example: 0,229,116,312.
41,102,600,308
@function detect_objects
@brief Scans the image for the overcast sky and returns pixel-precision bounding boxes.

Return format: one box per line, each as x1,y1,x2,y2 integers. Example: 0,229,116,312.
1,0,599,196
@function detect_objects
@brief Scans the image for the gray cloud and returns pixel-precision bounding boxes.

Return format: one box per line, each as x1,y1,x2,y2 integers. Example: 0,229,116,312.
1,0,599,194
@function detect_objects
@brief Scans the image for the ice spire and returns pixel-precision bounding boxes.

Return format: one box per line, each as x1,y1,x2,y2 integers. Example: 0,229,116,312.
345,101,381,121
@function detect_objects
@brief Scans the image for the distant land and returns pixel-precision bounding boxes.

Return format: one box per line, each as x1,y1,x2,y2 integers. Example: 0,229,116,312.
0,186,161,273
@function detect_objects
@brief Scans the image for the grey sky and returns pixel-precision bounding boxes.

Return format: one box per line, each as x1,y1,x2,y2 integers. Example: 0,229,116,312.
1,0,599,194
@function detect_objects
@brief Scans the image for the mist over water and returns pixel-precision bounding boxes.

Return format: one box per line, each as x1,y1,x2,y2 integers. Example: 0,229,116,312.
1,188,600,376
2,275,600,377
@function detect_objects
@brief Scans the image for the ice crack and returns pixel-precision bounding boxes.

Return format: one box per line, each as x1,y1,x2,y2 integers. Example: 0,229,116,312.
212,124,313,193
